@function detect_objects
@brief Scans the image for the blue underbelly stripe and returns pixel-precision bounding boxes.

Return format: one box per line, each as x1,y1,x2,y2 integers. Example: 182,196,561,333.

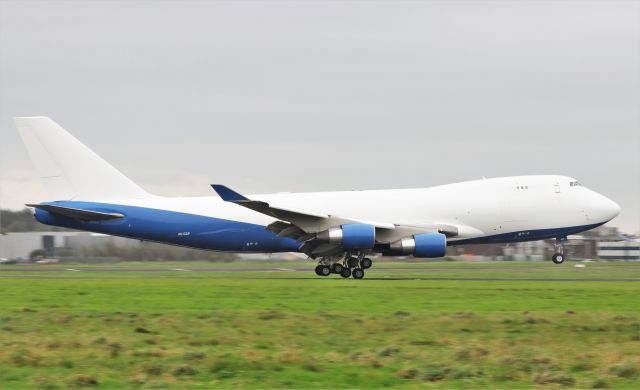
34,201,301,253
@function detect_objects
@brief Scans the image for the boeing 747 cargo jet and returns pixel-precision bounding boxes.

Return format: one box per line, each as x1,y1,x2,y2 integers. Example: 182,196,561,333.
15,117,620,279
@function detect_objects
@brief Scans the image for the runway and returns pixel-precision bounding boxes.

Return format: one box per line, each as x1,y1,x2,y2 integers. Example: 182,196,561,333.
0,266,638,281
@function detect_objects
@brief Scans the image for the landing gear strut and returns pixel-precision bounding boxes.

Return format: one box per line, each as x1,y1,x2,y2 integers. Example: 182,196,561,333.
552,237,566,264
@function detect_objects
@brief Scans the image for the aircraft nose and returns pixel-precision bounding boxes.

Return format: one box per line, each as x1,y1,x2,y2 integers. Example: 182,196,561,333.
596,195,621,222
607,198,621,219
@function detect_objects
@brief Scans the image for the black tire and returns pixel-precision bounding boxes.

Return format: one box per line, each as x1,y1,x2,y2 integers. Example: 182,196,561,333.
332,263,344,274
340,267,351,278
352,268,365,279
319,264,331,276
552,253,565,264
360,257,372,269
314,265,323,276
347,257,359,268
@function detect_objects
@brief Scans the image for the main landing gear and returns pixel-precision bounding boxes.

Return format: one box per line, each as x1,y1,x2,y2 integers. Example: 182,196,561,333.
314,252,373,279
551,237,566,264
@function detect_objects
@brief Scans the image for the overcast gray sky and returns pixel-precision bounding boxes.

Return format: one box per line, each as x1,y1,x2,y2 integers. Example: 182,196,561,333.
1,1,638,232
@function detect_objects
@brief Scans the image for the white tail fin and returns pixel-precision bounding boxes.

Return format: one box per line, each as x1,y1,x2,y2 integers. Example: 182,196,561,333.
15,117,150,201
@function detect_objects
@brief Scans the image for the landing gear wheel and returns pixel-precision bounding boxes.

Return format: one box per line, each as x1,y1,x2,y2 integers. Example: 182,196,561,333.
552,253,565,264
318,264,331,276
360,258,372,269
340,267,351,278
347,257,359,268
352,268,365,279
332,263,344,274
314,265,323,276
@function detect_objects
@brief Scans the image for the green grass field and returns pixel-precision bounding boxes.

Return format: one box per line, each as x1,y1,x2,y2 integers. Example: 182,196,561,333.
0,261,638,389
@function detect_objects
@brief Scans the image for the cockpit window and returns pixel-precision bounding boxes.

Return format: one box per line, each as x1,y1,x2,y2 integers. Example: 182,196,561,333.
570,181,581,187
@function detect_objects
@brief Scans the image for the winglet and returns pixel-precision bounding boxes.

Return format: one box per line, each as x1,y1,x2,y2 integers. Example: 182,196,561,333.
211,185,249,202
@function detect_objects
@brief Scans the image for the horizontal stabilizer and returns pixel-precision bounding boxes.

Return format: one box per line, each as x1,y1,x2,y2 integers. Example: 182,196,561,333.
27,204,124,221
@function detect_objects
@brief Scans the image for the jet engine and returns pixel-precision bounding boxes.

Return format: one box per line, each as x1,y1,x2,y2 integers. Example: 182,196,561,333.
389,232,446,257
316,223,376,249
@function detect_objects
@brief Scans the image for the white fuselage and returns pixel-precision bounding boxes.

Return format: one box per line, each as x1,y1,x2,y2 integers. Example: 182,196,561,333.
107,175,620,243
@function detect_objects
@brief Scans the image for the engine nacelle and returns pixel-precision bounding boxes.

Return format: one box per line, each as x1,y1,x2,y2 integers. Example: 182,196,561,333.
316,224,376,249
389,232,446,257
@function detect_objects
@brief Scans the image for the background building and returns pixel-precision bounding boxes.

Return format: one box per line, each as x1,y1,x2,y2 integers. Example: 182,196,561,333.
598,241,640,260
0,232,78,259
450,226,639,261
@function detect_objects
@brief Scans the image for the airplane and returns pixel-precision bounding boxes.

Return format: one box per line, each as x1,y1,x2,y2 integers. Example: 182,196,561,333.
15,117,621,279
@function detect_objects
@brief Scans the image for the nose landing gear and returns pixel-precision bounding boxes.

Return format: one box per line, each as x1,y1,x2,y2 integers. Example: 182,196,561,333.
551,237,566,264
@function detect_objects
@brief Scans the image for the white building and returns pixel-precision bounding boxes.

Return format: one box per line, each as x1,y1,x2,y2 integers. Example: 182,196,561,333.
597,241,640,260
0,232,78,259
0,231,138,260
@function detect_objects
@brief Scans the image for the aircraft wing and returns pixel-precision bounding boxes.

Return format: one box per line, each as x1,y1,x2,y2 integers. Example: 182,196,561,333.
212,185,395,232
212,184,461,257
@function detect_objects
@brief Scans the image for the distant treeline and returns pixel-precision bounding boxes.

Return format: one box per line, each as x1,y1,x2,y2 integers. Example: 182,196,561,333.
1,208,71,234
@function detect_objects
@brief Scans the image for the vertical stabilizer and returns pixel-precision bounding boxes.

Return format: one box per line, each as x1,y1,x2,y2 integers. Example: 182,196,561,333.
15,117,150,201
